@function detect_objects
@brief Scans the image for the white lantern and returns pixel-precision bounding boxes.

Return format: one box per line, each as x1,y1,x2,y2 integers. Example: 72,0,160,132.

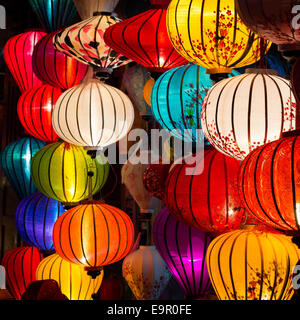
52,77,135,150
73,0,119,19
201,69,296,160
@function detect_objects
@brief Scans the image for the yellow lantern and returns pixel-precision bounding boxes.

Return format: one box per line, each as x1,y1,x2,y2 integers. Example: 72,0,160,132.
166,0,271,74
206,227,300,300
143,78,155,107
36,254,104,300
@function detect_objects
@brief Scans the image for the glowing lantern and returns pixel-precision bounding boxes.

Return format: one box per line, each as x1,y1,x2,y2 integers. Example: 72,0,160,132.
123,246,172,300
153,207,211,299
206,227,300,300
53,202,135,274
166,0,270,74
1,247,43,300
3,31,46,93
31,142,109,204
36,254,104,300
16,193,65,252
165,148,245,233
103,0,187,72
17,85,61,142
73,0,119,20
33,32,88,90
0,137,45,199
201,69,296,160
143,78,155,106
29,0,77,32
52,77,135,150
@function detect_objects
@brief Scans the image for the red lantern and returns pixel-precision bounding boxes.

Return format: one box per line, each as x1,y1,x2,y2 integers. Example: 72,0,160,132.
1,247,43,300
33,32,88,90
3,31,46,93
97,273,124,300
103,0,187,73
21,280,68,300
165,148,245,233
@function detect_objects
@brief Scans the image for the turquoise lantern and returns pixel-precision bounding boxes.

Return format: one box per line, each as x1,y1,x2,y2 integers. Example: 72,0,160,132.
0,137,45,199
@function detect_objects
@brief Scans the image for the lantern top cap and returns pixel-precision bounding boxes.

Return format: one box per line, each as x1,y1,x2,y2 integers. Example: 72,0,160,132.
245,68,278,75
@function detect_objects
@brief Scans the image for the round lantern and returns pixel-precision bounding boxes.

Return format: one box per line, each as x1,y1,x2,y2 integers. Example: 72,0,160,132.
143,78,155,106
52,77,135,149
29,0,77,32
201,69,296,160
22,280,68,300
165,148,245,233
53,202,135,273
36,254,104,300
0,137,45,199
16,193,65,252
33,32,88,90
207,227,300,300
3,31,46,93
103,0,188,73
122,246,172,300
73,0,119,20
17,85,61,142
153,207,211,299
166,0,270,74
1,246,43,300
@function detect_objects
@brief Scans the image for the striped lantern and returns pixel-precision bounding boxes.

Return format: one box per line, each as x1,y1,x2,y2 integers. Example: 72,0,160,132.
73,0,119,20
201,69,296,160
36,254,104,300
1,247,43,300
17,85,61,142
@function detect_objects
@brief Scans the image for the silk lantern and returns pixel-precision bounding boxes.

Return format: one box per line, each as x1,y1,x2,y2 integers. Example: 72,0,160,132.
1,247,43,300
16,193,65,252
52,77,135,150
123,246,172,300
165,148,245,233
201,69,296,160
143,78,155,106
73,0,119,20
207,227,300,300
17,85,61,142
33,32,88,90
103,0,188,73
31,142,110,204
0,137,45,199
53,202,135,274
3,31,46,93
29,0,77,32
36,254,104,300
97,273,124,300
166,0,270,74
21,280,68,300
153,207,211,299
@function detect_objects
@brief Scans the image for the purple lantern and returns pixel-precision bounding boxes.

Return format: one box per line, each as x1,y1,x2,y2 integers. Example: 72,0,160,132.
153,207,211,299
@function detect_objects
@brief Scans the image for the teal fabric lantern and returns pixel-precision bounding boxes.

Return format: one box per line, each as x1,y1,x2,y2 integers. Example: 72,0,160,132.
0,137,45,199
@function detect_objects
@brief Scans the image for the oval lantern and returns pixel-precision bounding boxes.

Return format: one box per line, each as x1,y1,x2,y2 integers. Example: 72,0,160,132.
1,247,43,300
33,32,88,90
166,0,270,74
36,254,104,300
122,246,172,300
206,227,300,300
0,137,46,199
143,78,155,106
201,69,296,160
16,193,66,252
3,31,47,93
17,85,62,142
31,141,110,204
29,0,77,32
153,207,211,299
53,202,135,273
165,148,245,233
73,0,119,20
52,77,135,150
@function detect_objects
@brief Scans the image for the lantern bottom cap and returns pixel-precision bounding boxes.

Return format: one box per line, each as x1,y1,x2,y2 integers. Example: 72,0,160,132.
206,67,232,75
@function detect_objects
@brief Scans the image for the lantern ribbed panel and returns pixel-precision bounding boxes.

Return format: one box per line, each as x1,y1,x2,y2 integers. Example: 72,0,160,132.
16,193,65,252
3,31,47,93
36,254,104,300
17,85,61,142
73,0,119,19
30,142,110,203
53,203,135,268
52,78,135,149
1,247,43,300
206,229,300,300
153,208,211,299
201,71,296,160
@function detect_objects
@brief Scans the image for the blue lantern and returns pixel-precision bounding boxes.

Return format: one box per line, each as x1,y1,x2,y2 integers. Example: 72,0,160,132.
0,137,45,199
16,193,65,252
